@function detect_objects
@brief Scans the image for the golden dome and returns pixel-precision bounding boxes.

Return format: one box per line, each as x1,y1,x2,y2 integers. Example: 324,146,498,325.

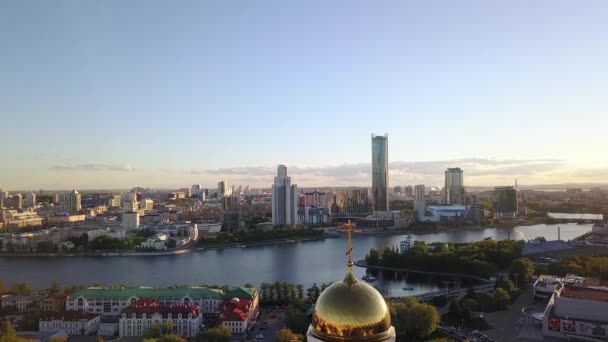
310,272,392,341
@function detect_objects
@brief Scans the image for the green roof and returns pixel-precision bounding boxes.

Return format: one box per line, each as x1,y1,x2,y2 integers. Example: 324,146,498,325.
71,286,223,300
222,287,258,300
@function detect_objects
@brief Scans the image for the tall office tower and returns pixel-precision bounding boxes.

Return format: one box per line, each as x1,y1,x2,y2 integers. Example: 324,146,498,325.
24,193,36,207
371,134,389,212
414,184,426,221
13,194,23,210
0,188,9,208
493,186,518,220
67,190,82,213
393,186,402,197
444,167,465,205
271,165,298,226
217,181,226,197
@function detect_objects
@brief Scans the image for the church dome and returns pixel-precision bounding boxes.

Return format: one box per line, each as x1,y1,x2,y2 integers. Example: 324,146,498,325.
310,272,392,341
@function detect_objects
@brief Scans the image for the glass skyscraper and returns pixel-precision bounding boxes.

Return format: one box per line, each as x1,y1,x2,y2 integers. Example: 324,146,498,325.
371,134,389,212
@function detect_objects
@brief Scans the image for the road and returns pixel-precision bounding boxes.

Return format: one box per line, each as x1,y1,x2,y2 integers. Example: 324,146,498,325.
247,307,286,342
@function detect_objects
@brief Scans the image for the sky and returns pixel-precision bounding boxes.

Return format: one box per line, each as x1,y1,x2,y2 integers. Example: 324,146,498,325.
1,0,607,190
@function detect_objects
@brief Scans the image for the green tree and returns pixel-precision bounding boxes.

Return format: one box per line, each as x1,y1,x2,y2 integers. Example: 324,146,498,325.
48,337,67,342
196,326,231,342
510,258,534,287
10,282,33,295
48,281,62,295
144,322,174,338
275,328,303,342
285,305,310,335
166,239,177,249
494,288,510,310
96,335,104,342
390,297,440,339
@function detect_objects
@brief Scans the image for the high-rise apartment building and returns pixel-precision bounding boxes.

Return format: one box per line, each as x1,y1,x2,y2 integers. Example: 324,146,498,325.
24,193,36,207
444,168,465,205
0,188,9,208
217,181,232,198
414,184,426,221
371,134,389,212
67,190,82,213
404,185,413,199
222,195,241,231
271,165,298,226
13,194,23,210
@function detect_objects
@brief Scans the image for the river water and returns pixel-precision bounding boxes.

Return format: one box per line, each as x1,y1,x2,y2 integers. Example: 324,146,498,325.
0,224,590,297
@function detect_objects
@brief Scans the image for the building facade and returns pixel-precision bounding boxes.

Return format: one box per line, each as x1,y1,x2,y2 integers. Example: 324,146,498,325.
493,186,518,220
66,287,224,317
40,293,69,312
119,299,203,338
39,312,100,336
67,190,82,213
371,134,389,212
271,165,298,226
443,168,465,205
330,189,369,221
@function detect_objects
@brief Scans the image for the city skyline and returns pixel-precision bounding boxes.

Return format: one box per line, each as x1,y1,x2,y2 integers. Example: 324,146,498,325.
2,0,608,189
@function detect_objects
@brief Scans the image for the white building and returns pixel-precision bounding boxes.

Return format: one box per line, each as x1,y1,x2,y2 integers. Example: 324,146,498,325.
39,312,100,336
119,299,203,338
1,295,44,312
399,234,413,254
140,199,154,212
0,188,9,207
123,212,140,230
140,233,168,250
542,284,608,340
271,165,298,226
66,287,224,317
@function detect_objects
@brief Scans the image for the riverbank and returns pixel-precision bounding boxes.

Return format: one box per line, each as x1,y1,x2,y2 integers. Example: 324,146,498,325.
0,235,334,257
354,260,493,283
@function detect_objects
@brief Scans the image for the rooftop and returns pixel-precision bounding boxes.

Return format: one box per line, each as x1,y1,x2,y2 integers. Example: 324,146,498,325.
40,311,99,321
70,286,223,300
560,285,608,302
122,299,200,318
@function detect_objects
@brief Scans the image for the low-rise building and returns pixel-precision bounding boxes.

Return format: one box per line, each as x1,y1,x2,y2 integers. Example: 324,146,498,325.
1,294,44,312
1,210,44,230
543,284,608,340
119,299,202,338
219,298,250,334
140,233,168,250
66,287,223,316
40,293,69,312
47,214,86,225
39,311,100,336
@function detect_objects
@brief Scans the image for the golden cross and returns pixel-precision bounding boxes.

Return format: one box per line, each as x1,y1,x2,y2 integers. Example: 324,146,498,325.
337,219,362,271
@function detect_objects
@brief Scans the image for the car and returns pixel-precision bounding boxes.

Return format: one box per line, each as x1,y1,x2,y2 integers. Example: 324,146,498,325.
255,334,264,339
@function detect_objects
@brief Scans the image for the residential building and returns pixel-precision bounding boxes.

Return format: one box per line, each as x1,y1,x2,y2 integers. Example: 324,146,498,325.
0,188,9,207
123,201,138,213
66,286,224,316
12,194,23,210
67,190,81,213
271,165,298,226
1,210,44,230
139,199,154,212
40,293,69,312
469,204,483,225
222,195,241,231
493,186,518,220
404,185,413,199
330,189,369,220
39,312,100,336
122,212,140,230
443,168,465,205
371,134,389,212
1,294,44,312
47,214,86,225
119,299,202,338
218,181,232,198
414,185,426,221
24,193,36,207
191,184,202,196
107,195,121,207
220,287,259,334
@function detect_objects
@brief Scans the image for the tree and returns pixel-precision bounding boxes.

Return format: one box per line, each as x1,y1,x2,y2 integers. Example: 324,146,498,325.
306,283,320,303
510,258,534,287
390,297,440,339
196,326,231,342
285,305,310,335
275,328,303,342
48,337,67,342
494,288,510,310
144,322,174,338
48,281,62,295
166,239,177,249
10,282,33,295
499,279,516,295
96,336,104,342
243,283,254,288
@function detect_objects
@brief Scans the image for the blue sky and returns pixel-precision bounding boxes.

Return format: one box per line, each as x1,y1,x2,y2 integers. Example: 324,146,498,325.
1,0,607,189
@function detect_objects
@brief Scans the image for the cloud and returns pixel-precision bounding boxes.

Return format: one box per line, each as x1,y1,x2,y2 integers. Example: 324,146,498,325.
189,158,568,186
49,163,136,172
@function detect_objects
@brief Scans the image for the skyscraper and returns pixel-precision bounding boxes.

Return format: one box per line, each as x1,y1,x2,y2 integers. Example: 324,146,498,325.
444,167,465,205
67,190,81,213
371,134,389,212
271,165,298,226
25,193,36,207
493,186,518,220
0,188,9,208
414,184,426,221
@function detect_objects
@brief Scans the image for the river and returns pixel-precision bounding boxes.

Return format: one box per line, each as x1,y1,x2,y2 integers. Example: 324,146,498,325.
0,223,591,297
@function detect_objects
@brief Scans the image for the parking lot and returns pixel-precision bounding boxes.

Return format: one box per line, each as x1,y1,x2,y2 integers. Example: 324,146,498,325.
246,308,286,342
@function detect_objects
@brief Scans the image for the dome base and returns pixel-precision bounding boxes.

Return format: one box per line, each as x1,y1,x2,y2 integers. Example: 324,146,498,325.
307,325,396,342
